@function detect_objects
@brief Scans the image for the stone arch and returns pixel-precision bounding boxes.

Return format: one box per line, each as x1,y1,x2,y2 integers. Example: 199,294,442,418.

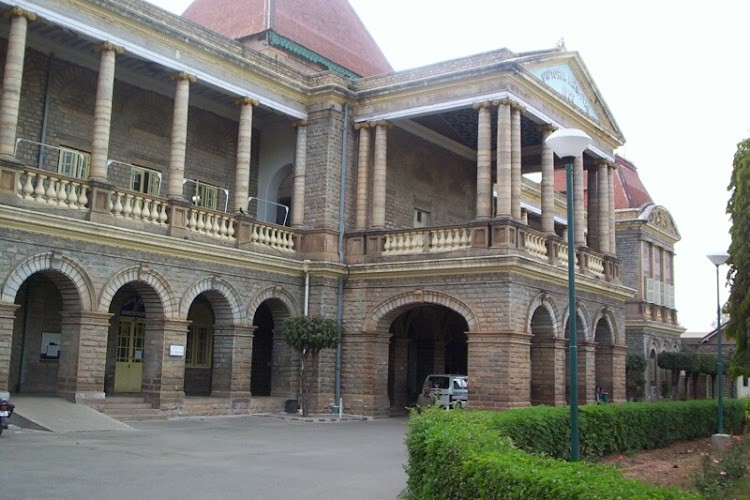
246,285,300,325
592,309,616,347
98,264,176,318
561,303,591,341
364,289,478,333
526,293,560,337
179,276,244,325
1,251,95,311
51,65,97,115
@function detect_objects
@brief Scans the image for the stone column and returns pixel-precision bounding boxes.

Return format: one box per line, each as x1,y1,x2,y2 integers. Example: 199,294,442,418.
271,329,298,398
0,302,20,399
467,331,532,409
341,331,390,417
610,345,627,402
211,324,254,398
495,99,512,216
539,125,556,234
355,123,371,230
609,164,617,254
167,72,195,199
371,121,388,228
391,336,409,413
574,155,585,246
142,318,190,409
474,102,492,219
511,103,523,220
57,311,112,404
0,8,35,158
578,341,596,404
598,161,610,253
89,42,124,182
232,97,258,213
290,119,308,227
587,165,599,250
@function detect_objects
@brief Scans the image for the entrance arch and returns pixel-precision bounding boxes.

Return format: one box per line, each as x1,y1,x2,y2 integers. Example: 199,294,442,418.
563,310,588,404
529,299,560,405
594,314,615,398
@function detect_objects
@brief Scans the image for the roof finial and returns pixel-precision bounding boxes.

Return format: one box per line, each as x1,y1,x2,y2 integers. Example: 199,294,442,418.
556,38,566,50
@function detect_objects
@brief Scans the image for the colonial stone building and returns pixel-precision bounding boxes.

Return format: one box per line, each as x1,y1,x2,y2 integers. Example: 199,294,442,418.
0,0,667,418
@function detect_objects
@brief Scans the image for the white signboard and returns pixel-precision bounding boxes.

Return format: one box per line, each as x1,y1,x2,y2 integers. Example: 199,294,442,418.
169,345,185,357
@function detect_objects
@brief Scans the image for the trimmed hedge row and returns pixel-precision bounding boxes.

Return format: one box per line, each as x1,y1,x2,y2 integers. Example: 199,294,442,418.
404,400,746,499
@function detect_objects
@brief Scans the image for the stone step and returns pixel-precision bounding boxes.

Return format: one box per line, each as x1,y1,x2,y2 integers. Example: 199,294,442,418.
101,408,167,421
103,401,153,410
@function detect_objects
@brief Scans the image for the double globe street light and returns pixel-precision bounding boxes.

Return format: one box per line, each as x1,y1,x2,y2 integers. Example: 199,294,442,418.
545,128,592,461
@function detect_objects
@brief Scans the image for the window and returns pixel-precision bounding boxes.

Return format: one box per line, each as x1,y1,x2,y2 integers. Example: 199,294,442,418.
130,166,161,196
191,181,219,210
57,146,90,179
414,208,431,228
185,324,213,368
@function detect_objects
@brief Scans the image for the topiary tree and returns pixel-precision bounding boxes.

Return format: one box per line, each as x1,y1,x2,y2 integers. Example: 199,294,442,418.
625,353,647,401
282,315,340,417
726,137,750,378
684,352,702,399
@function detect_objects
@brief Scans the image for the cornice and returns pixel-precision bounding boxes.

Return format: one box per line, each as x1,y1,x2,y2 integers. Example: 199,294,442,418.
625,319,686,336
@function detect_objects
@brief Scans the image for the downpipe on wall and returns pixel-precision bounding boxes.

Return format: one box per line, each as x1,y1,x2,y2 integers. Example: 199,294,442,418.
334,103,349,409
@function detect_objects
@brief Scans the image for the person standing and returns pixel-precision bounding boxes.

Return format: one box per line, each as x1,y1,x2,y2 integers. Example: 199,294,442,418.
416,382,437,413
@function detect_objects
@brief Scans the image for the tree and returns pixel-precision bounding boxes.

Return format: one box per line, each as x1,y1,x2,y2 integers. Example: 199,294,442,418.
625,353,647,401
726,137,750,378
282,315,340,417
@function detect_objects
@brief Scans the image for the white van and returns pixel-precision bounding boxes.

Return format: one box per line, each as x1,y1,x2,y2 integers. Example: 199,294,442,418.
424,374,468,409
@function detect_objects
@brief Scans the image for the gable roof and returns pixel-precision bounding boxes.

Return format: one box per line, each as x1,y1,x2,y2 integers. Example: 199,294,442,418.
182,0,392,77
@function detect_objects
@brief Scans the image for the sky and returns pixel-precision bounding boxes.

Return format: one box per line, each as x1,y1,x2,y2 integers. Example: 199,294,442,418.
146,0,749,334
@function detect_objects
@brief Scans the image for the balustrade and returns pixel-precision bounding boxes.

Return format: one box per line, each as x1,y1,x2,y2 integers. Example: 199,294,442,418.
187,207,236,240
587,254,605,277
429,227,470,252
109,190,168,225
16,168,89,209
523,231,548,260
249,222,295,251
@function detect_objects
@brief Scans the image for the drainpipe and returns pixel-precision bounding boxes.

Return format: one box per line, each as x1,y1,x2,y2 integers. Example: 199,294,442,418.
335,103,349,406
303,259,310,316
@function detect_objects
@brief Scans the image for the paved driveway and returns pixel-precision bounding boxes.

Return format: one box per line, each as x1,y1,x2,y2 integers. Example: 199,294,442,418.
0,416,409,500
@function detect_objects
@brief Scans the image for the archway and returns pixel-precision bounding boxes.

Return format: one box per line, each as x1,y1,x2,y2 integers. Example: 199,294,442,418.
648,348,658,399
250,298,295,397
563,312,587,404
387,305,469,414
594,316,614,398
529,305,558,405
184,294,215,396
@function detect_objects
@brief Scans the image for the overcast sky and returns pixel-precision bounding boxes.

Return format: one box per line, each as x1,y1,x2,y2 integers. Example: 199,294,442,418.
147,0,749,334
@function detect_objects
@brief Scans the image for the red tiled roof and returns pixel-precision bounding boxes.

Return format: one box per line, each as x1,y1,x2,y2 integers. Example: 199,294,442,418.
613,155,653,209
182,0,392,77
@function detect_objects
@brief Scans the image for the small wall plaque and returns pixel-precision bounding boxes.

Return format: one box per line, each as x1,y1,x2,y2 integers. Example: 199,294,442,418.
169,345,185,357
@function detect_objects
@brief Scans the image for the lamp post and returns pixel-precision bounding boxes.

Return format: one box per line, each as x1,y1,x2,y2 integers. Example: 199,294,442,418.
545,128,591,461
707,251,729,435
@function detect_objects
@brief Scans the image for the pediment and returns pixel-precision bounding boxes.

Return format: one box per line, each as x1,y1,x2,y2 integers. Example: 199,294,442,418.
640,205,681,240
520,52,623,141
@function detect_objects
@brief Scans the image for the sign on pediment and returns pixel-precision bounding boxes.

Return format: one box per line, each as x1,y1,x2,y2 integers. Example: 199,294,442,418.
530,63,599,120
645,206,680,239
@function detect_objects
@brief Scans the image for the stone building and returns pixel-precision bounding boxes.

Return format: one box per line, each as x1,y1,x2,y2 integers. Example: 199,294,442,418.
0,0,640,418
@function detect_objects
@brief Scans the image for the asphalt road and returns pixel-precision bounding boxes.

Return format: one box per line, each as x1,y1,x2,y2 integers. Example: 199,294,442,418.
0,415,409,500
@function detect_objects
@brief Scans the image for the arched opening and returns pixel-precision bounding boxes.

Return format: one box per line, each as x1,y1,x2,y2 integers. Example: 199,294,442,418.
105,283,164,394
251,298,295,397
594,317,614,399
9,272,79,394
184,294,215,396
649,349,657,399
387,305,468,415
529,306,556,405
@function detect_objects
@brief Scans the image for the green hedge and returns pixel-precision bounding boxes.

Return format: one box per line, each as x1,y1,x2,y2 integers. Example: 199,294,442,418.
404,400,746,499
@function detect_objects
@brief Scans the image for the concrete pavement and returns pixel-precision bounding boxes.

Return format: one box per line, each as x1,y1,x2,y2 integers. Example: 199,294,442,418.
0,414,409,499
8,395,133,432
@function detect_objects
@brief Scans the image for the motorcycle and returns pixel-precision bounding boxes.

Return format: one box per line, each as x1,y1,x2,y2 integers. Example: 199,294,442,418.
0,398,14,436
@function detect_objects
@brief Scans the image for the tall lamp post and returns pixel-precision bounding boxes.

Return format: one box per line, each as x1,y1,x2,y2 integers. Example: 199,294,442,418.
707,251,729,435
545,128,591,461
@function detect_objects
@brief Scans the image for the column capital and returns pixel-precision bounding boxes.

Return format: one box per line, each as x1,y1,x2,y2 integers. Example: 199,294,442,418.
608,161,618,170
538,124,556,135
510,101,526,113
472,100,493,110
234,96,259,107
94,41,125,55
3,7,36,21
354,122,371,130
595,159,609,167
291,119,309,128
171,71,197,83
492,97,511,107
372,120,391,128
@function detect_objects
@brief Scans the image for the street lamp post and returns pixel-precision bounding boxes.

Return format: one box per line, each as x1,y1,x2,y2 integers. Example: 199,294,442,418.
545,128,591,461
707,251,729,435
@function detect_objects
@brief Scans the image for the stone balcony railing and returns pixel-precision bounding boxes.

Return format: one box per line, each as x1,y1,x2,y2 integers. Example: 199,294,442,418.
347,219,620,282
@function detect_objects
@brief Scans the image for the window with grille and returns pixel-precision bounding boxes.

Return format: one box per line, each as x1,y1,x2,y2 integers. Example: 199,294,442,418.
57,146,90,179
414,208,431,228
130,166,161,195
186,324,213,368
192,181,218,210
